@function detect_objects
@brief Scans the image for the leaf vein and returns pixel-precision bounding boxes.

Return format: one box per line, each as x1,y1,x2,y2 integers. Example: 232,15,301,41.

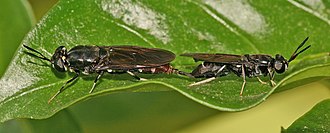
0,81,62,106
188,0,260,53
287,0,330,26
113,21,156,47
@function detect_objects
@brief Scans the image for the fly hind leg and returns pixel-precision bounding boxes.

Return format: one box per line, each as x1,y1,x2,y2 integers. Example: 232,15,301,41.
188,77,216,86
189,65,226,86
127,71,147,81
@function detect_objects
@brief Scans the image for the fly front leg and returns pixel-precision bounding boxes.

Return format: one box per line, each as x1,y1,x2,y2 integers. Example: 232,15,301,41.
257,77,268,85
126,71,147,81
268,69,276,86
89,71,105,93
48,69,80,103
240,64,246,96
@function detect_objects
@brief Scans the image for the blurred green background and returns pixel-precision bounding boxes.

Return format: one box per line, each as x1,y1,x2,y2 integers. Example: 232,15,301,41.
0,0,329,133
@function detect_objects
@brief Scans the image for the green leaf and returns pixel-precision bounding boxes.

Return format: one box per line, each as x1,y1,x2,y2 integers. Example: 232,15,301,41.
0,109,82,133
0,0,35,77
69,91,218,133
1,0,330,123
282,99,330,133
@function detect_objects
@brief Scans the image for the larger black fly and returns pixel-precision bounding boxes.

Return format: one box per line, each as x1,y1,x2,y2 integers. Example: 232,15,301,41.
24,45,187,103
181,37,311,95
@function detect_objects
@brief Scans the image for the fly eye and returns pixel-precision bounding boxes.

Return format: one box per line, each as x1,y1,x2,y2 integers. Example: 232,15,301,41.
274,61,283,70
274,61,286,73
274,61,282,70
53,58,66,72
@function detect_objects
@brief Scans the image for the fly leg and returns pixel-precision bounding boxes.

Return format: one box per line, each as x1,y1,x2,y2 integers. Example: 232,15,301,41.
189,65,226,86
48,70,80,103
240,64,246,96
89,71,104,93
188,77,216,87
268,69,276,86
127,71,147,81
256,77,268,85
176,70,193,78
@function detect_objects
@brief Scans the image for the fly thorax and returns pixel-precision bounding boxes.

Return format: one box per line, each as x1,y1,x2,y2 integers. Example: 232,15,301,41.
82,70,91,75
254,65,262,75
82,66,94,75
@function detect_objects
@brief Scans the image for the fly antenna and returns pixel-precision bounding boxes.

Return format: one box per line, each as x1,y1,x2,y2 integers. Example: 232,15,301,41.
23,45,51,62
288,37,311,62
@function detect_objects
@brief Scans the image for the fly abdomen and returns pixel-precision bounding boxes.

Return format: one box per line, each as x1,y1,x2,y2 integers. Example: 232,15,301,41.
135,64,174,74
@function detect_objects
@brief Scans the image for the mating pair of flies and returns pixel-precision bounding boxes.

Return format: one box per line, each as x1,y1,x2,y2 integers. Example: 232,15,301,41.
24,37,311,103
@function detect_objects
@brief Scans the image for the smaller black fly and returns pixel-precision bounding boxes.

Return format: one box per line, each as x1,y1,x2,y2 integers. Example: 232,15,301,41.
181,37,311,95
23,45,187,103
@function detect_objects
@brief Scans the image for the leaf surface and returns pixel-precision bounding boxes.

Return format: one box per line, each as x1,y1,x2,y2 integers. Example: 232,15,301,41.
0,0,34,76
282,99,330,133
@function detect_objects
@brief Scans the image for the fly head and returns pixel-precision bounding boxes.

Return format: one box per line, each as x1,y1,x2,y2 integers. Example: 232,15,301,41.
273,54,288,74
51,46,68,72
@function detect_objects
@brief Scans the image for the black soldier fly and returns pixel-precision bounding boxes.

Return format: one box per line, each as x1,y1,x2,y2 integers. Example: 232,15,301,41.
23,45,187,103
181,37,311,95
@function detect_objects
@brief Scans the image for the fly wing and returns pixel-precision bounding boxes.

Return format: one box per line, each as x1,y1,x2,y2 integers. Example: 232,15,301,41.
181,53,243,64
97,46,175,70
